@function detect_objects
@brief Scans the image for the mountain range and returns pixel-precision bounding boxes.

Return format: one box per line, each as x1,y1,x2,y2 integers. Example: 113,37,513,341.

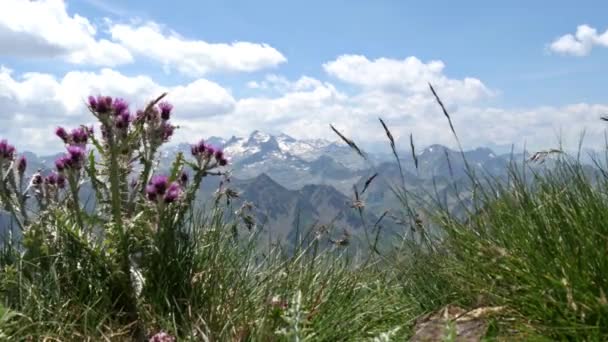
1,130,596,248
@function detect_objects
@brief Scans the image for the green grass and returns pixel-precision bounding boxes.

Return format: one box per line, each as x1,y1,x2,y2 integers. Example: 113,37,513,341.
3,153,608,340
2,90,608,340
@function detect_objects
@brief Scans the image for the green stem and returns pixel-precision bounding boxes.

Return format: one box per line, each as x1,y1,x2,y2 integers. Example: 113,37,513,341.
108,133,144,341
17,174,29,226
109,137,123,228
176,168,205,225
0,168,24,231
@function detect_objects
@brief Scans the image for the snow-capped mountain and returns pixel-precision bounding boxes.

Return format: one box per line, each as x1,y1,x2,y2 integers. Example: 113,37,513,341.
223,130,336,163
4,132,598,247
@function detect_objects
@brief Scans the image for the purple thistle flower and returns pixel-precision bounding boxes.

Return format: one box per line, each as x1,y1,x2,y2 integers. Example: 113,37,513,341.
146,184,158,201
115,112,132,129
158,102,173,120
66,145,86,170
164,182,182,204
88,95,97,109
56,174,66,189
205,145,216,156
112,98,129,116
150,175,169,195
214,149,224,161
55,156,67,172
46,173,57,185
71,127,89,145
197,140,206,154
0,140,16,160
17,156,27,174
219,157,228,166
95,95,112,114
55,127,69,143
161,122,174,141
190,144,199,156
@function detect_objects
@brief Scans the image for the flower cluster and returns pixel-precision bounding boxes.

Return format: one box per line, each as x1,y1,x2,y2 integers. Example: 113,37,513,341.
135,107,175,144
87,96,136,140
146,175,183,204
55,126,92,146
55,145,86,173
0,139,16,163
191,140,228,166
31,171,66,204
44,172,66,189
134,100,176,145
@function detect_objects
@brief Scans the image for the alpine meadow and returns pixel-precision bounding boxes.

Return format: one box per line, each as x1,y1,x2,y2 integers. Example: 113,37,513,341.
1,0,608,341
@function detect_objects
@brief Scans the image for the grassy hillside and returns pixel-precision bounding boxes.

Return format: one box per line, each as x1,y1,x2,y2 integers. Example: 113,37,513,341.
1,91,608,341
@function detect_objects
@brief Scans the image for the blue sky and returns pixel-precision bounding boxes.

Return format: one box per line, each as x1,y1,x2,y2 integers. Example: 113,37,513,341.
1,0,608,154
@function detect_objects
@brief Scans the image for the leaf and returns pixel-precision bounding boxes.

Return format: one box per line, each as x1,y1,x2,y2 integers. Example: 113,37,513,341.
169,152,184,182
410,133,418,171
329,124,366,160
361,173,378,195
379,118,405,187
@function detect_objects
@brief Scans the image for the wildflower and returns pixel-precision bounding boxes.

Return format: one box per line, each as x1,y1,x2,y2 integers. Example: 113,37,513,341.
146,184,158,201
88,95,97,109
158,102,173,120
17,156,27,174
161,122,175,141
214,149,228,166
149,331,176,342
164,182,182,203
115,112,132,130
214,149,224,161
68,146,86,166
205,145,216,157
56,146,86,171
146,175,182,204
191,140,205,156
55,127,69,143
112,98,129,116
55,157,67,172
191,140,228,166
95,95,112,114
56,174,66,189
150,175,169,195
71,127,89,145
0,140,16,161
45,173,57,185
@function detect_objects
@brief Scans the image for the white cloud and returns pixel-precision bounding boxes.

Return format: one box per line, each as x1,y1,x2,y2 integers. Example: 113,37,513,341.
109,21,287,76
323,55,491,103
549,24,608,56
0,67,235,153
2,53,606,155
224,73,607,153
0,0,133,66
0,0,285,74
